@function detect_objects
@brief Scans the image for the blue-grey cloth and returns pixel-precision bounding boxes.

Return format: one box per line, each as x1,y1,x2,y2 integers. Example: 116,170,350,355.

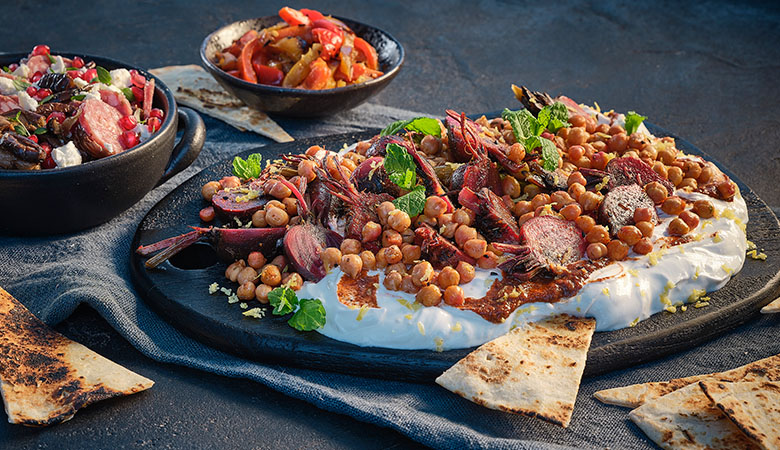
1,105,778,450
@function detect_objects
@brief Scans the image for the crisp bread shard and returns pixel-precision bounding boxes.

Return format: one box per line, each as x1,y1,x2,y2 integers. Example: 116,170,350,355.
0,287,154,426
149,64,294,143
435,314,596,428
629,383,761,450
760,297,780,314
593,353,780,408
700,380,780,450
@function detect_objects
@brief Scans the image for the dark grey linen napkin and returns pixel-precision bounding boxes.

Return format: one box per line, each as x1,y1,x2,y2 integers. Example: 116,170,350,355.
1,105,778,450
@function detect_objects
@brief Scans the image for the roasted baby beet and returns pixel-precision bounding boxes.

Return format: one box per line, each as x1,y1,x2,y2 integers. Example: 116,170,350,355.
599,184,657,237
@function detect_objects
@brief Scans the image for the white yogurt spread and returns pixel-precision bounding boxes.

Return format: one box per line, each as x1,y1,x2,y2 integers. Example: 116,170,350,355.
297,190,748,351
51,141,82,168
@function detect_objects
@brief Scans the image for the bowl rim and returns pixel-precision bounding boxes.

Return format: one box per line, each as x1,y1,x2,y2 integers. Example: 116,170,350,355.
0,51,178,178
199,14,405,97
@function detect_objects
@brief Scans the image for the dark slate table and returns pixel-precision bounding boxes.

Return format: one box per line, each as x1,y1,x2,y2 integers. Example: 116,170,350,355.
1,1,778,448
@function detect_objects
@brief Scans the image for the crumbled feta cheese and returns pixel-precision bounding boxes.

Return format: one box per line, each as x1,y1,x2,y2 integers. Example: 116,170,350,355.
239,302,248,310
50,55,66,73
243,308,265,319
104,143,115,154
0,78,16,95
109,68,132,88
17,91,38,111
51,141,82,168
208,283,220,294
227,294,239,304
12,64,30,78
132,122,152,143
73,77,89,89
99,83,123,94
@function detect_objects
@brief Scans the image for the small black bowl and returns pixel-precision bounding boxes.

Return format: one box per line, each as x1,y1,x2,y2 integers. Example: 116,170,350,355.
200,15,404,118
0,52,206,236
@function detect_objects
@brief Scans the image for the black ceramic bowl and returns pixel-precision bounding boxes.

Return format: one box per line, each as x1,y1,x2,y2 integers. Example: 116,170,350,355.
0,52,206,236
200,15,404,117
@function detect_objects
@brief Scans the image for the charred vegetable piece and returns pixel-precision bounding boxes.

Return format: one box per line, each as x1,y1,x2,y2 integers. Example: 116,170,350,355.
211,180,268,218
458,187,521,245
599,184,657,237
365,134,410,158
607,156,674,192
349,156,400,197
414,224,476,270
36,73,72,93
511,84,554,117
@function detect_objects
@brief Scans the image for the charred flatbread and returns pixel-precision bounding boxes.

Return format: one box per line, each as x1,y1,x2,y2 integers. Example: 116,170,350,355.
0,287,154,426
760,297,780,314
594,353,780,408
149,65,293,143
435,314,595,427
700,380,780,450
629,383,761,450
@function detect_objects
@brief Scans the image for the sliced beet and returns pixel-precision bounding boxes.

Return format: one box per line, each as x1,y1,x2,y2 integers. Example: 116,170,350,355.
211,181,268,218
365,135,409,158
209,226,285,262
284,223,329,281
458,187,520,244
607,157,674,192
349,156,400,197
599,184,657,236
495,216,585,280
414,224,475,270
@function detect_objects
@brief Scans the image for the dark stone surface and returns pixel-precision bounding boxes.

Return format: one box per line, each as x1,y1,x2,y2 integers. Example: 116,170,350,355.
1,0,778,448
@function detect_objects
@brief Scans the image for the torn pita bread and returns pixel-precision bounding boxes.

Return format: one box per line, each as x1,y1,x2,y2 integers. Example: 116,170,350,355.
629,383,761,450
594,353,780,408
0,287,153,426
700,381,780,450
150,65,293,143
760,297,780,314
436,314,596,427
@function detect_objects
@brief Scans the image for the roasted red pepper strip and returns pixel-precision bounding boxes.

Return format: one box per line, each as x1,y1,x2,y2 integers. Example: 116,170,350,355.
354,37,378,70
313,28,343,60
311,19,343,36
300,8,325,22
252,63,284,86
238,37,261,83
279,6,310,26
303,58,330,90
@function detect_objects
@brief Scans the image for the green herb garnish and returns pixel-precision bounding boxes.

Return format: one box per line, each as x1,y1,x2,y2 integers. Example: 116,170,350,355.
121,87,135,102
267,286,326,331
380,117,441,138
392,185,426,217
12,78,30,91
71,94,86,101
34,127,47,135
47,53,56,64
268,286,298,315
2,66,10,73
38,94,54,105
383,143,417,190
502,101,569,172
96,66,112,85
14,125,29,137
231,153,263,180
624,111,647,135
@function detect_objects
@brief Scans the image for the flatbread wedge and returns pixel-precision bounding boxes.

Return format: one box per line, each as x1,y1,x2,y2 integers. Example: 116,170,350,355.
0,287,154,426
594,353,780,408
629,383,761,450
700,380,780,450
149,65,293,143
760,297,780,314
435,314,596,427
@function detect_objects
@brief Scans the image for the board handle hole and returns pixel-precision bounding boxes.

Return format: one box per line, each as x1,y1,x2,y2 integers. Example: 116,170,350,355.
168,242,218,270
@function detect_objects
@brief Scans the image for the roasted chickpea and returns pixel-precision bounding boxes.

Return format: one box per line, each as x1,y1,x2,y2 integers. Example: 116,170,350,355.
517,211,535,226
463,239,488,259
225,260,246,282
411,261,434,287
607,133,628,153
477,251,499,269
640,145,658,161
523,183,541,198
636,220,655,238
443,286,465,306
454,225,478,247
382,229,403,248
608,124,625,136
591,152,609,170
633,238,653,255
452,208,473,226
362,221,382,242
567,127,589,146
420,134,441,155
219,176,240,189
282,272,304,291
269,181,291,199
255,284,272,303
502,176,522,198
633,207,655,223
402,228,415,244
513,200,533,217
357,250,376,271
507,143,525,163
437,267,460,289
567,145,585,161
567,171,587,187
667,166,684,187
661,196,686,216
321,247,342,271
530,193,551,210
579,191,602,212
595,123,610,134
617,225,643,246
679,177,698,190
456,261,476,284
560,203,582,221
340,238,361,255
628,133,647,150
575,215,596,233
341,254,363,279
645,182,669,204
260,264,282,287
305,145,324,157
586,225,610,244
692,199,715,218
297,159,317,182
717,180,737,200
417,285,442,307
401,244,422,264
685,162,703,179
586,242,608,260
568,183,586,201
355,141,371,155
387,209,412,232
652,161,669,179
201,181,222,201
266,199,285,211
236,266,258,286
199,206,216,222
569,114,588,128
551,191,574,208
265,206,289,227
424,196,448,218
607,240,629,261
698,166,715,184
679,210,700,230
375,248,388,269
270,255,287,269
376,201,395,225
400,275,418,294
668,218,690,236
385,263,406,276
246,251,266,270
384,245,402,264
383,271,403,290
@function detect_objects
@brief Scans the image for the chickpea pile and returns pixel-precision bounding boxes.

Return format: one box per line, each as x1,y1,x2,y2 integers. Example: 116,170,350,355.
225,252,305,304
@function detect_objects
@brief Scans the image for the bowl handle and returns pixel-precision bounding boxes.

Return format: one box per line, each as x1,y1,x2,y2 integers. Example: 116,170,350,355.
156,107,206,186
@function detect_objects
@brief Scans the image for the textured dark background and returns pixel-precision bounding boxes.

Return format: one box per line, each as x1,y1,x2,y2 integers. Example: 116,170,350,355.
1,0,779,448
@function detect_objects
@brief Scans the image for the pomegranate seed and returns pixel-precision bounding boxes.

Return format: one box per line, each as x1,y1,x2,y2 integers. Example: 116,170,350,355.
31,71,43,83
83,68,98,82
35,88,52,100
31,45,51,57
41,142,52,154
42,154,56,169
28,135,38,143
120,130,140,149
131,86,144,101
8,63,19,72
71,56,85,69
147,117,162,133
118,115,137,131
47,111,66,124
149,108,164,120
26,86,38,97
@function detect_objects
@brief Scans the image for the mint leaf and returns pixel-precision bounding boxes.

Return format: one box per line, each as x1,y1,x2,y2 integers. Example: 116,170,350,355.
539,139,560,171
384,143,417,190
96,66,112,85
380,117,441,137
12,78,30,91
34,127,47,135
380,119,408,136
71,94,86,101
547,102,570,133
47,53,56,64
268,286,298,316
287,298,326,331
38,94,54,105
502,108,535,144
14,125,29,137
536,106,551,132
121,87,135,102
232,153,263,180
392,185,426,217
625,111,646,135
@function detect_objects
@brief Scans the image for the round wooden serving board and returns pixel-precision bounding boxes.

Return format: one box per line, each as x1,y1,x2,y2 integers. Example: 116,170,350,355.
130,126,780,382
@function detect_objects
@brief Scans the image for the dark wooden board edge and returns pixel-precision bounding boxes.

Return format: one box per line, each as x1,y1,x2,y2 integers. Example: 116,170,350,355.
130,125,780,382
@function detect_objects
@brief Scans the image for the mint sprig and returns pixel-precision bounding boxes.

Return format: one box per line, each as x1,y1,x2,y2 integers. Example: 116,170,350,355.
232,153,263,180
392,185,426,217
502,101,569,172
383,143,417,190
624,111,647,135
267,286,326,331
380,117,441,137
96,66,112,85
268,286,297,315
